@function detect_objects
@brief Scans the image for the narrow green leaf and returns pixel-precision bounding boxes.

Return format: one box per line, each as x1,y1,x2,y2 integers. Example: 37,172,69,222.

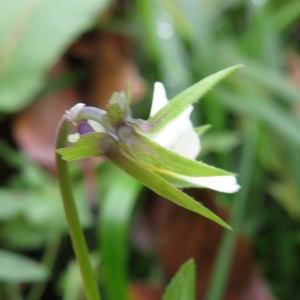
56,132,111,161
0,0,110,112
163,259,196,300
107,144,232,230
0,250,48,282
100,163,142,300
135,0,161,64
217,90,300,147
205,123,258,300
61,260,82,300
244,62,300,107
129,132,233,177
273,1,300,32
142,65,242,133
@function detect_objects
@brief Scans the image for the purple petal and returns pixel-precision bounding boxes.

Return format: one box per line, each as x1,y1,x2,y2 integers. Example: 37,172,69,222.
78,122,95,135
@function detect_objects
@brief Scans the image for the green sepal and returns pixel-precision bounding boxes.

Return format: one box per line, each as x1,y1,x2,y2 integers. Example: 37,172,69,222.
105,92,127,129
107,142,232,230
140,65,243,133
56,132,111,161
124,82,132,116
109,92,126,109
194,124,212,137
163,259,196,300
129,132,234,177
105,102,125,128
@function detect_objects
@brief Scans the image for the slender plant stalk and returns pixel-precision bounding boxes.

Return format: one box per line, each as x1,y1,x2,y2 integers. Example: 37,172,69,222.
55,113,101,300
204,123,258,300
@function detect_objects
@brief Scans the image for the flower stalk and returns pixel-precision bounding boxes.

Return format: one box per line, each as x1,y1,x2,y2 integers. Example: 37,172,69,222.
55,110,101,300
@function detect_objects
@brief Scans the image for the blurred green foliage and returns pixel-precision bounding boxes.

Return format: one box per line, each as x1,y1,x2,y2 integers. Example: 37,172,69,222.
1,0,300,299
0,0,109,112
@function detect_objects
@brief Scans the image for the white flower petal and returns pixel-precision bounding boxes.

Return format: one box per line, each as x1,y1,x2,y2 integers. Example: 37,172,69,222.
150,82,169,116
151,107,200,158
68,133,80,143
146,82,240,194
169,127,200,158
149,82,201,158
87,120,105,132
179,175,241,193
66,103,85,122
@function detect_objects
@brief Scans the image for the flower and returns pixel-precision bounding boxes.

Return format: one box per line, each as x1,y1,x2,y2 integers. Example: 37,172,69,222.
150,82,200,159
144,82,240,194
57,65,242,229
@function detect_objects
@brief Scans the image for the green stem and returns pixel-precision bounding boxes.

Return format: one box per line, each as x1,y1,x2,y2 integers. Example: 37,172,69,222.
55,110,102,300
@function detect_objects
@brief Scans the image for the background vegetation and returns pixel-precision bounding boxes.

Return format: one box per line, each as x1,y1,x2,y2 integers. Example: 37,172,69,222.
0,0,300,299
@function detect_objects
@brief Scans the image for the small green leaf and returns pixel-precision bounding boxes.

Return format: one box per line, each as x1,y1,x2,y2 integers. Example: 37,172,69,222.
0,250,48,282
194,124,212,137
129,132,233,177
107,143,232,230
142,65,243,133
163,259,196,300
57,132,111,161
